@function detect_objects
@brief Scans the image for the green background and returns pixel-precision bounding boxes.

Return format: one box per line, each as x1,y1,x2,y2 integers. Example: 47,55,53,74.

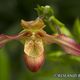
0,0,80,80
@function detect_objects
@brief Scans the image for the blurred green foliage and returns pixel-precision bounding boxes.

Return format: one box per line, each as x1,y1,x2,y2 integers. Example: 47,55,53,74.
73,18,80,42
0,0,80,80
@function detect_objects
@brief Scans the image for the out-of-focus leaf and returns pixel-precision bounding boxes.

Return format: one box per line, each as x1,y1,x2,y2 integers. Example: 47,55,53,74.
70,56,80,62
73,18,80,42
47,50,63,60
0,48,10,80
60,25,72,37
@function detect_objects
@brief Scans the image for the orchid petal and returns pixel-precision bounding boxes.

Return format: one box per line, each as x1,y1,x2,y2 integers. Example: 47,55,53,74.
52,34,80,56
24,38,44,57
40,33,80,56
24,38,44,72
0,34,18,48
21,18,45,31
23,52,44,72
36,30,55,44
0,31,28,48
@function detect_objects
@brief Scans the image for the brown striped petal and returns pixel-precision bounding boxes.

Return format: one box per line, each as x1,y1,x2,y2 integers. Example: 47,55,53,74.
0,34,18,48
0,31,28,48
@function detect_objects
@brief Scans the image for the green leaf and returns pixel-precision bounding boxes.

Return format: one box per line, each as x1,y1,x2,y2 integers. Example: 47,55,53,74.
0,48,10,80
73,18,80,42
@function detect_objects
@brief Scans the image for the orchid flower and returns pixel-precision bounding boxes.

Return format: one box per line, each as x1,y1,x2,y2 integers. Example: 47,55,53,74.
0,6,80,72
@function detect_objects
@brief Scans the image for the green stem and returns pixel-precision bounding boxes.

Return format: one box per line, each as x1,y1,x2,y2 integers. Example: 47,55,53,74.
49,16,64,27
47,16,72,37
